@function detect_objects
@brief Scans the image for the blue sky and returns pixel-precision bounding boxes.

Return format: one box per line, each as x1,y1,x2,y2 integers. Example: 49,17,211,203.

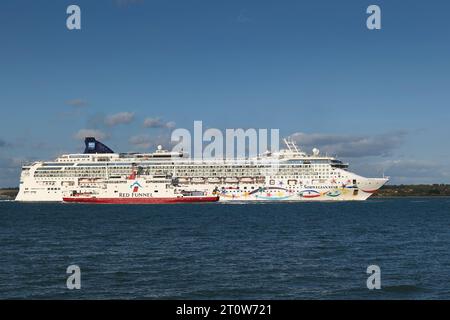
1,0,450,186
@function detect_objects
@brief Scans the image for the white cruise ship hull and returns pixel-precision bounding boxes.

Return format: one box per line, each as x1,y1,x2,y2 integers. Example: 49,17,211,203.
15,137,389,203
16,175,388,202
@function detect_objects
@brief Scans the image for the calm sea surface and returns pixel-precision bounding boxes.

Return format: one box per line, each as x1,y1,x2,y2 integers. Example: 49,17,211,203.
1,198,450,299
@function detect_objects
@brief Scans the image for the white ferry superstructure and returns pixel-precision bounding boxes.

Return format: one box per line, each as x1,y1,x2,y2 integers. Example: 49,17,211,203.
15,137,389,202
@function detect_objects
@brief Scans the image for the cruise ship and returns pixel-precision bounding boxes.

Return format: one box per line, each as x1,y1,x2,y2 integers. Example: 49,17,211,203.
15,137,388,202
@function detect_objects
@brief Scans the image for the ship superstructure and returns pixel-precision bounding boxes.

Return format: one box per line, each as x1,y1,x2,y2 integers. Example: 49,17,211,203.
16,137,388,202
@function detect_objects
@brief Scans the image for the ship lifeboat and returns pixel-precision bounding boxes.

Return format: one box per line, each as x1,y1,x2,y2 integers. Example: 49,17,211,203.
192,177,205,183
178,177,190,184
207,177,221,184
225,177,239,183
240,177,254,183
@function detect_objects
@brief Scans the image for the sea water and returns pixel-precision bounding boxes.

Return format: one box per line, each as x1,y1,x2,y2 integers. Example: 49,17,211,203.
1,198,450,299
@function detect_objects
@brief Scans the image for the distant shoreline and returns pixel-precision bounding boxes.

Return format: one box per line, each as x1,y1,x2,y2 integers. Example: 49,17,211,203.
372,184,450,198
0,188,19,200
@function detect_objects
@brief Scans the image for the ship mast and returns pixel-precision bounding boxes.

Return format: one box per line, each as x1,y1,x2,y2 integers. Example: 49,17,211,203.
283,138,301,154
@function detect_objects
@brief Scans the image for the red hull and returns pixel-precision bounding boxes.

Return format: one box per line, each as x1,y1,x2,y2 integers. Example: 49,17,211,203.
63,196,219,204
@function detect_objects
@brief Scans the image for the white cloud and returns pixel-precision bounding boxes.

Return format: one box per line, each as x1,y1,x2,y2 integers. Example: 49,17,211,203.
129,134,153,149
0,138,9,148
143,117,176,129
382,159,449,179
344,157,450,184
289,131,407,158
66,99,88,108
165,121,176,129
0,156,28,188
105,112,135,127
129,134,171,150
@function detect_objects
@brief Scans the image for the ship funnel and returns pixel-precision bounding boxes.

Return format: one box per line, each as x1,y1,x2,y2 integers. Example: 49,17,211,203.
84,137,115,154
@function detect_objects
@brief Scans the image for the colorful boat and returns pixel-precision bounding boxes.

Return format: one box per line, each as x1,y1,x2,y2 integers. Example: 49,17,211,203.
63,176,219,204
